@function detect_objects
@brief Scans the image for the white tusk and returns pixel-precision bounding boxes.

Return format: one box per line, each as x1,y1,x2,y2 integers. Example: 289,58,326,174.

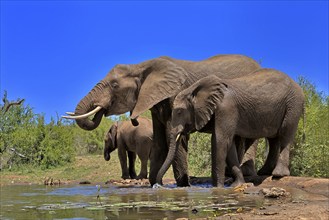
66,112,76,116
62,106,102,119
175,133,182,142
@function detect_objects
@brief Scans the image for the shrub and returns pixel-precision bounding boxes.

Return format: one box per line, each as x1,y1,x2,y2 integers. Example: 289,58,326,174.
0,93,75,170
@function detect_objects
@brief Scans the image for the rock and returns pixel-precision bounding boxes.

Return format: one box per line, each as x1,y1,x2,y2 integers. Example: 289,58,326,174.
261,187,290,198
233,183,254,192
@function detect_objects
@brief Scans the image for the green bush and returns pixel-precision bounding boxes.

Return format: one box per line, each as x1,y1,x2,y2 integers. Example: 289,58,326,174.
0,94,75,170
72,117,112,155
188,132,212,177
289,77,329,177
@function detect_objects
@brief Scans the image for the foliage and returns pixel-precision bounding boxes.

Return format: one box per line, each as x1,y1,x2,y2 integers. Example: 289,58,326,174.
289,77,329,177
0,92,150,171
188,132,212,177
72,117,113,155
0,95,74,170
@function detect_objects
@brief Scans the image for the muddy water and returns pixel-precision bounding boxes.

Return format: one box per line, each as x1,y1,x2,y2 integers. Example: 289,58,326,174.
0,184,264,219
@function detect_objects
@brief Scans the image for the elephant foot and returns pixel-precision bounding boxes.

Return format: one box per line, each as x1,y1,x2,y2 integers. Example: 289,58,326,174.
230,166,245,188
176,174,190,187
136,174,147,180
121,174,131,180
230,179,245,188
241,159,257,177
257,167,272,176
149,174,157,186
129,171,137,179
211,177,225,188
272,163,290,177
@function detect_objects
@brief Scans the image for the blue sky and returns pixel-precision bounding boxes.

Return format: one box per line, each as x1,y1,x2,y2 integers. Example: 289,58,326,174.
1,1,328,122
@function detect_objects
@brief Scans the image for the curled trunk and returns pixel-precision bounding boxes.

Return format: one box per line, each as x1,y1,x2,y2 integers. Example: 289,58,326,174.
74,91,105,131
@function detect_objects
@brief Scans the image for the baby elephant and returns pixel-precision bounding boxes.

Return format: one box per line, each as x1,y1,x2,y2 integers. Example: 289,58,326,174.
104,117,153,180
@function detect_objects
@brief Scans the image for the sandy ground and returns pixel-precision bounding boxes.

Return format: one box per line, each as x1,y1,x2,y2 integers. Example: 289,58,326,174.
229,176,329,220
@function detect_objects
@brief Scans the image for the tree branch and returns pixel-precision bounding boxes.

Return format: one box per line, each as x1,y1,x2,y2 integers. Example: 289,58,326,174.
4,99,25,113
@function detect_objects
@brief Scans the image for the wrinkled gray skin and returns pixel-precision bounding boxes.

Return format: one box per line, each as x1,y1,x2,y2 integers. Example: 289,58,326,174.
104,118,153,179
158,70,304,187
69,55,261,186
104,117,153,179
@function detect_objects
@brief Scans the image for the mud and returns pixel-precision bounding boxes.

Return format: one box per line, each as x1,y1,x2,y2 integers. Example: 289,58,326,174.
106,176,329,219
1,176,328,219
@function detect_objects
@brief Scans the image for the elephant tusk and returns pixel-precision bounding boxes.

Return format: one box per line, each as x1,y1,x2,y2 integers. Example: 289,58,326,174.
65,112,76,116
62,106,103,119
175,133,182,142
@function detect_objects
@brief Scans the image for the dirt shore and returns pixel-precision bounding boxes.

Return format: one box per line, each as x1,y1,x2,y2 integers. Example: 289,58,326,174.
106,176,329,220
227,176,329,220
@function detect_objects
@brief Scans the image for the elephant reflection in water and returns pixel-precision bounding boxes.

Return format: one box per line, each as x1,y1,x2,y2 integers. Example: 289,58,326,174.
104,117,153,180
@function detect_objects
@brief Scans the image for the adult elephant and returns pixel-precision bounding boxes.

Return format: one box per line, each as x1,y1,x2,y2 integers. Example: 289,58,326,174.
63,55,261,186
156,71,304,187
104,117,153,179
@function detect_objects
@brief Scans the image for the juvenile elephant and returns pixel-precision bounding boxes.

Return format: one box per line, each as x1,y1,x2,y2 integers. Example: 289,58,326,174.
104,117,153,179
63,54,261,186
157,69,304,187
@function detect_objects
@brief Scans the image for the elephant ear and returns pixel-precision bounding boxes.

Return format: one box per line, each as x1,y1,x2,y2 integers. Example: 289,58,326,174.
190,75,226,130
131,58,187,119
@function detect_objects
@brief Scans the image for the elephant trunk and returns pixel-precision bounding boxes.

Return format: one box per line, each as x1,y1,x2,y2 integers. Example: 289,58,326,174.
156,125,184,184
74,88,106,131
104,144,111,161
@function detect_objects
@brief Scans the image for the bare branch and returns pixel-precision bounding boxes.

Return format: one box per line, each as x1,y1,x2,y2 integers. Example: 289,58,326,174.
4,99,25,113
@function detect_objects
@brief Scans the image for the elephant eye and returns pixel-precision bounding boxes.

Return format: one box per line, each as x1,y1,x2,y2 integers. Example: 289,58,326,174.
111,80,119,89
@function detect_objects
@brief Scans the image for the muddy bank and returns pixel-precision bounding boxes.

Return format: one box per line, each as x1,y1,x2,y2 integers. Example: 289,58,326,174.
3,175,329,219
104,176,329,219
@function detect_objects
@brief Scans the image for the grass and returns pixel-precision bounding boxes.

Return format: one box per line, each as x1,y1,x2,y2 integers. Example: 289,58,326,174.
0,153,175,185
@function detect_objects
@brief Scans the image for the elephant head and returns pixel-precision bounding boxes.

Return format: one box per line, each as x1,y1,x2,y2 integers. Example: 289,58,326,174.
63,58,187,130
156,75,226,184
104,123,119,161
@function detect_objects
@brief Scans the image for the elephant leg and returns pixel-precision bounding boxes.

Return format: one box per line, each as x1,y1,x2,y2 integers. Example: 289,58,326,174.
226,141,245,187
128,151,137,179
272,111,300,177
171,134,190,187
118,149,130,179
272,145,290,177
240,139,258,177
136,138,151,180
137,158,148,179
149,113,168,186
225,136,243,177
211,130,231,187
258,137,280,176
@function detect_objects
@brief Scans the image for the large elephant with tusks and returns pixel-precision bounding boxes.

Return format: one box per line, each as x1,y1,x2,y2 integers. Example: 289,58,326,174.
63,55,280,186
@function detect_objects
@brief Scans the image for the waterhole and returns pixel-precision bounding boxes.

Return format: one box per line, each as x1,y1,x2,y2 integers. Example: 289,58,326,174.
0,183,264,219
